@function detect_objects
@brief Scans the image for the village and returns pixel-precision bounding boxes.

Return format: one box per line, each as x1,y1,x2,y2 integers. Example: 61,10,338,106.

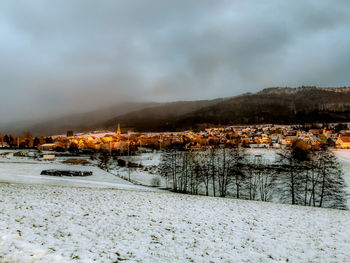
1,123,350,153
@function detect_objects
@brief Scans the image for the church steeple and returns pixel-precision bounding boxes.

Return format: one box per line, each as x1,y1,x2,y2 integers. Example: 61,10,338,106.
116,123,121,137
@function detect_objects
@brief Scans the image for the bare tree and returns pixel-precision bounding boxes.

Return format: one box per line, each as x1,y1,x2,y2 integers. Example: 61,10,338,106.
228,148,246,199
313,149,347,209
158,145,347,210
159,150,172,188
199,151,211,196
217,148,229,197
209,148,217,197
276,150,304,205
98,151,111,170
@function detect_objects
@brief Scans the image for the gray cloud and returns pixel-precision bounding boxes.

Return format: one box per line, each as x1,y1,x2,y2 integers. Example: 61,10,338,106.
0,0,350,123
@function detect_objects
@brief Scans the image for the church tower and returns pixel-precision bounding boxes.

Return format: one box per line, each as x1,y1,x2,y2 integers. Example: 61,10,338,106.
116,123,121,137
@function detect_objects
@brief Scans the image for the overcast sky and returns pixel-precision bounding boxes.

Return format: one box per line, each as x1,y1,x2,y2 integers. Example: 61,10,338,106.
1,0,350,123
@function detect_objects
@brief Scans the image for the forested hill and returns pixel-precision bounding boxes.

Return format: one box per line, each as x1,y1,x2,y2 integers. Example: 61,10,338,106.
98,86,350,132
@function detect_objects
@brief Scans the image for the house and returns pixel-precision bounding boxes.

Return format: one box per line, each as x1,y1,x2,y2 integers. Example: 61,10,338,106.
0,142,10,148
38,143,57,151
336,135,350,149
323,130,337,138
280,136,295,148
43,154,55,161
208,136,220,145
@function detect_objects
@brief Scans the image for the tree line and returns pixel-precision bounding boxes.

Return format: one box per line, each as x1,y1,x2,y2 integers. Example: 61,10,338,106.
158,140,347,209
0,133,52,148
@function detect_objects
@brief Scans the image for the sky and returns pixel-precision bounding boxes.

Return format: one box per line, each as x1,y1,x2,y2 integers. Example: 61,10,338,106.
1,0,350,123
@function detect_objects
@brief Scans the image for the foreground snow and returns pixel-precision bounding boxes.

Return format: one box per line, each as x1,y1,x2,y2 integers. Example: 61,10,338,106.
1,183,349,263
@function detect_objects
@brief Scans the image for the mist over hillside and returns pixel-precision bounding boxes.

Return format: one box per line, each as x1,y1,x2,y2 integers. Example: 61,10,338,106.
1,86,350,136
0,102,159,136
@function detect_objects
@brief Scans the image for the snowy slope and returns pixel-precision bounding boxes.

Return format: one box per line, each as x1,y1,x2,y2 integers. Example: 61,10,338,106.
333,150,350,208
110,152,164,187
1,183,349,263
0,162,158,191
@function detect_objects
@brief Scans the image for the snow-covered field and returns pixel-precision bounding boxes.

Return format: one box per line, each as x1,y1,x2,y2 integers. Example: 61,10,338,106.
333,150,350,207
1,183,349,263
0,161,158,192
1,149,350,262
0,150,161,192
334,149,350,185
111,152,165,187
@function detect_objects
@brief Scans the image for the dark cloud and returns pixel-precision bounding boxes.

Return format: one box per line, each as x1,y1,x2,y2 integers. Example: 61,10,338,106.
0,0,349,123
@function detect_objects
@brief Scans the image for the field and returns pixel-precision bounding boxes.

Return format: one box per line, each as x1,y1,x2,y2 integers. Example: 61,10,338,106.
1,183,350,263
1,149,350,262
0,151,155,192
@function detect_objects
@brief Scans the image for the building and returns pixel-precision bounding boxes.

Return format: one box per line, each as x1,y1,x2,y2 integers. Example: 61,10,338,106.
336,135,350,149
116,123,121,137
43,154,55,160
0,142,10,148
38,143,57,151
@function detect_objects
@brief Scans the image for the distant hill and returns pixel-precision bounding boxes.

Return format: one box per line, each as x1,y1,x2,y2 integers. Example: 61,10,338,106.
170,86,350,130
98,86,350,132
0,102,159,136
97,98,226,132
2,86,350,135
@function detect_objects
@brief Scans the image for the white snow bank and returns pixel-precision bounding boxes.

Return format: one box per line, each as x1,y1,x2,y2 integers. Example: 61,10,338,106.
0,162,157,191
0,183,349,262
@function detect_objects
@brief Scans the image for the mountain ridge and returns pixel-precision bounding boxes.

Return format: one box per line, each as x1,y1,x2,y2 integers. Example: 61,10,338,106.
99,86,350,132
1,86,350,135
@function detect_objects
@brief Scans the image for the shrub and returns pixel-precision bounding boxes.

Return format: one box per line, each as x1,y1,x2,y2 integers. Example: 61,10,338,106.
62,159,90,165
151,176,161,187
54,146,65,152
117,159,126,167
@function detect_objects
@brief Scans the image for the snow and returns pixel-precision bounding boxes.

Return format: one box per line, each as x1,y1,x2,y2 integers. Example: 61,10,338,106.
333,150,350,208
111,152,164,187
112,167,164,187
1,149,350,262
333,149,350,163
245,148,278,163
1,183,349,262
0,160,157,192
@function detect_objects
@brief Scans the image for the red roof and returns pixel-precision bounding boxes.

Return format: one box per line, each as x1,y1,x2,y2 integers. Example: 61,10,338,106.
340,136,350,143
